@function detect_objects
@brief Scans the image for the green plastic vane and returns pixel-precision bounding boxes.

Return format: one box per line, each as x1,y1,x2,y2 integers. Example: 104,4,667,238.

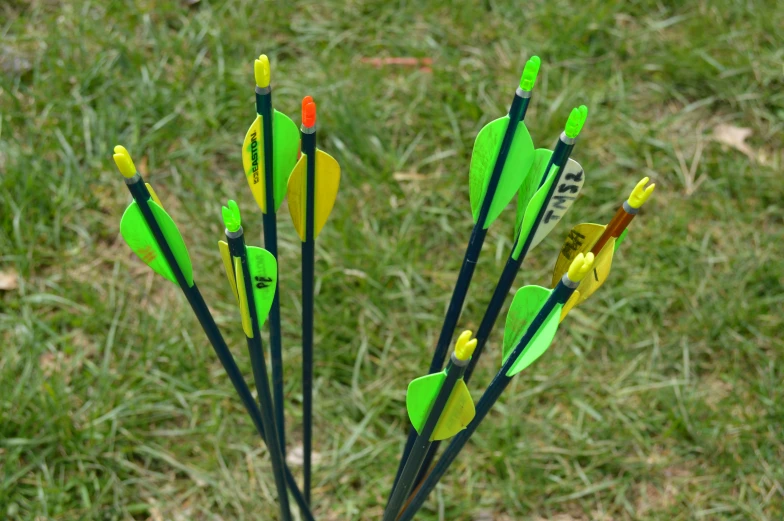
406,370,475,442
514,148,552,235
468,117,536,229
120,200,194,287
502,285,562,377
564,105,589,139
512,150,559,260
246,246,277,328
222,200,242,233
519,56,541,91
615,229,628,250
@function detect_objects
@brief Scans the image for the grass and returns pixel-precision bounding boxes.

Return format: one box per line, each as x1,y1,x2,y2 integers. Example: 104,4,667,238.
1,0,783,519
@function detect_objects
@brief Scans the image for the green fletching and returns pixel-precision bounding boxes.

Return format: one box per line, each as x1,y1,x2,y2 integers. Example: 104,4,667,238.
406,371,446,435
514,148,552,236
246,246,277,327
564,105,589,139
519,56,541,91
469,117,536,229
512,151,560,260
615,229,629,250
120,200,194,287
502,285,561,377
272,110,300,211
222,200,242,232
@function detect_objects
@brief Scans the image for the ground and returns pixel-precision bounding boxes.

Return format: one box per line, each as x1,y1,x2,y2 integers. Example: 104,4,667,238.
1,1,783,520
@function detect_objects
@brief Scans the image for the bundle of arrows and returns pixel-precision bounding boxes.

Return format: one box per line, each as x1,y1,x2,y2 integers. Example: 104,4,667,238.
112,54,653,520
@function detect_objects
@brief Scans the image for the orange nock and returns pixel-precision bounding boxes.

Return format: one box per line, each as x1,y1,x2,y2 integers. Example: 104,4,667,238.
302,96,316,128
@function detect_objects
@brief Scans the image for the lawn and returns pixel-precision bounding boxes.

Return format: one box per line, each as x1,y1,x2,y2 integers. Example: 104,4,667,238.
1,0,783,520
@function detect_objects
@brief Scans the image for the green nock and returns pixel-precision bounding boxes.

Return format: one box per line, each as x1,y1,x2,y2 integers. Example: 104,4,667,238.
564,105,588,139
222,200,242,232
519,56,541,91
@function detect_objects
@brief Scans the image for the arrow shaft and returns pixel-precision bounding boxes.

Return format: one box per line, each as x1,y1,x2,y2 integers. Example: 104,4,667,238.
226,231,292,521
301,127,317,505
398,280,576,521
389,89,527,499
257,85,288,457
123,178,313,521
384,360,464,521
591,204,635,255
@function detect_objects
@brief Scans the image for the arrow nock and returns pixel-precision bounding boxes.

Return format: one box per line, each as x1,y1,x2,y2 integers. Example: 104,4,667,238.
567,252,595,283
254,54,270,89
113,145,137,178
564,105,588,139
628,177,655,209
519,55,541,91
454,330,478,362
302,96,316,128
222,199,242,233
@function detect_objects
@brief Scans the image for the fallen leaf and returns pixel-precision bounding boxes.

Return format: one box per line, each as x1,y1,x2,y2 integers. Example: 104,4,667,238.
286,445,322,467
0,270,18,290
712,124,755,161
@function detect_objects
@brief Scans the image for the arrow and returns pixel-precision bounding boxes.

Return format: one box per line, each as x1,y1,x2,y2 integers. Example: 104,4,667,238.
218,200,292,521
287,97,340,504
242,54,299,454
551,177,655,320
112,146,314,521
383,331,477,521
390,56,542,500
396,254,596,521
411,106,588,491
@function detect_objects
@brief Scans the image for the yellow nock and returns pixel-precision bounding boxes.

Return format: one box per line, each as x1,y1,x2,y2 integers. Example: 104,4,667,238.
628,177,656,209
567,252,595,283
454,330,478,362
112,145,137,178
255,54,270,89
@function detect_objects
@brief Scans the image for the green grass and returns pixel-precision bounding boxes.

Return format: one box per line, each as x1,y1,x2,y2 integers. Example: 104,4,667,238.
1,0,783,519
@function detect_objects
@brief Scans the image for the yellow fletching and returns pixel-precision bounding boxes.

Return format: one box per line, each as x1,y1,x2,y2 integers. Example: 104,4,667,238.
146,183,163,208
574,238,615,303
628,177,655,209
431,380,475,441
234,257,253,338
287,155,307,240
243,116,267,213
218,241,238,304
254,54,270,88
314,150,341,238
287,150,341,242
551,223,605,287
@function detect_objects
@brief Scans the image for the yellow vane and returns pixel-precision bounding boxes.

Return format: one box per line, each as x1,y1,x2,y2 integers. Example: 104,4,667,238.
146,183,163,208
628,176,656,209
551,223,604,287
218,241,239,304
254,54,270,89
234,257,253,338
112,145,137,178
287,150,341,241
560,244,613,321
